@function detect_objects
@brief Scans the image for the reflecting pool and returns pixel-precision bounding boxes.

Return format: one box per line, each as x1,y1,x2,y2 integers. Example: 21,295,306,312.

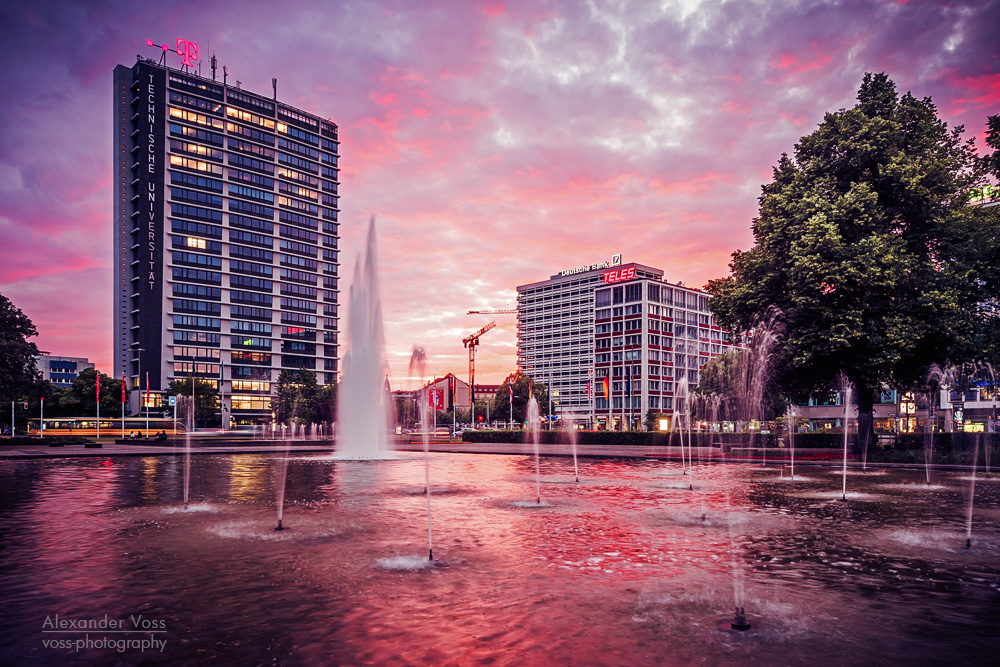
1,453,998,665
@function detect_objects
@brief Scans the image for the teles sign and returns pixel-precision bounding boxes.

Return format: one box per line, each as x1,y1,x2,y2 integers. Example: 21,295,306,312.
602,266,636,284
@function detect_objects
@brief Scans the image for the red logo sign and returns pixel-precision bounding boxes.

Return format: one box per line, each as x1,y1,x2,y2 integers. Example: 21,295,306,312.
176,39,198,66
602,267,636,284
429,389,444,410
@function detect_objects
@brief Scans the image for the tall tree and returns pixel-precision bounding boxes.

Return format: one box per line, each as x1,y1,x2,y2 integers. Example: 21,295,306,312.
273,369,320,424
71,369,124,418
0,293,41,405
962,114,1000,365
489,372,549,425
707,73,990,447
166,377,220,428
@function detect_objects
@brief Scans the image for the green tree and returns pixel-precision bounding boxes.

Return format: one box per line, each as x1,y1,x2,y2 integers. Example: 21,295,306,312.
489,373,549,426
962,115,1000,365
707,73,990,448
71,368,125,418
0,292,41,405
273,369,319,424
316,382,338,424
45,383,80,417
167,377,220,428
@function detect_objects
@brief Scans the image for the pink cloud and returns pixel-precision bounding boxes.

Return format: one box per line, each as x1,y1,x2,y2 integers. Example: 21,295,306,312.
0,0,995,386
768,42,835,75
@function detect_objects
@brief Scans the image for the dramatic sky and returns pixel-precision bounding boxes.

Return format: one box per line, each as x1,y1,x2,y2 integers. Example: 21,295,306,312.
0,0,998,388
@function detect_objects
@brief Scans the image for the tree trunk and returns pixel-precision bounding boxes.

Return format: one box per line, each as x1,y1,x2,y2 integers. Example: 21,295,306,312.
855,386,876,463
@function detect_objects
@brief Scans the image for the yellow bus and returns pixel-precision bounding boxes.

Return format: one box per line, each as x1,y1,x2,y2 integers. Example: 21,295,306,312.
27,417,183,437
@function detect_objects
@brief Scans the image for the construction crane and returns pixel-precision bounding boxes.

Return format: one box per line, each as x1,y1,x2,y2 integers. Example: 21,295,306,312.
467,309,516,315
463,322,496,425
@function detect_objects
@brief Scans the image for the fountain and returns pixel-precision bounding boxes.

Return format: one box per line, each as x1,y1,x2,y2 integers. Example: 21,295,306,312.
183,395,192,509
787,405,796,480
966,436,978,549
409,346,434,561
336,217,393,459
562,414,581,482
840,378,852,501
526,397,541,503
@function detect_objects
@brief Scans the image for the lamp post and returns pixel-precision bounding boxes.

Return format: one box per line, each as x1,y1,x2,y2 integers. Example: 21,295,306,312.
131,343,146,436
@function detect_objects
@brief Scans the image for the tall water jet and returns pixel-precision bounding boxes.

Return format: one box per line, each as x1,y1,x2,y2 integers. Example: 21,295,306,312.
183,393,192,509
526,397,541,503
840,377,852,501
966,435,979,549
786,405,796,480
696,309,783,465
562,415,580,482
671,378,690,474
410,346,433,560
274,442,290,530
336,218,393,459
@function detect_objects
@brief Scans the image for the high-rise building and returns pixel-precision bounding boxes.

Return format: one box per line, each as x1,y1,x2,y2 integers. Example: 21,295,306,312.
517,260,738,429
114,46,340,425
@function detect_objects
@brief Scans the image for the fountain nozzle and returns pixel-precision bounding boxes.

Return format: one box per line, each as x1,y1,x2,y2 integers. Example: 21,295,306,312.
275,519,284,531
731,606,751,631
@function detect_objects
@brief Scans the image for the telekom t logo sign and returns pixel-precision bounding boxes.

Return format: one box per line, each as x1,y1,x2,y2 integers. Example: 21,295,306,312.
145,38,198,67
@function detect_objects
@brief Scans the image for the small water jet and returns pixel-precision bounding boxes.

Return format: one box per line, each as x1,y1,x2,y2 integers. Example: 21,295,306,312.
731,606,751,631
526,397,541,503
182,392,193,510
786,405,796,480
562,414,581,482
966,435,979,549
409,346,434,561
840,377,852,501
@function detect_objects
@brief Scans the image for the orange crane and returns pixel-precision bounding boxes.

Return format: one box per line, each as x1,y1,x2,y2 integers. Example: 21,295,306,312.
463,322,496,424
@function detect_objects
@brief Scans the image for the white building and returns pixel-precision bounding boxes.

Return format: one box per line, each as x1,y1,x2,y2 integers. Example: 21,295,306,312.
517,260,739,429
36,355,95,385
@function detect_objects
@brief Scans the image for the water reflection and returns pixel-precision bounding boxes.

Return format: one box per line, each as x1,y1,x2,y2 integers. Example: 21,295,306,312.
0,454,998,665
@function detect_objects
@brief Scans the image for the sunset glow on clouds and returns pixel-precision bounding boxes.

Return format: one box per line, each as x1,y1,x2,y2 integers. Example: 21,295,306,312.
1,0,997,387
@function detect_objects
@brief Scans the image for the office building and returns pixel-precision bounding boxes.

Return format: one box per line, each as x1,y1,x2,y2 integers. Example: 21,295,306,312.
113,44,340,425
517,260,738,429
36,355,95,385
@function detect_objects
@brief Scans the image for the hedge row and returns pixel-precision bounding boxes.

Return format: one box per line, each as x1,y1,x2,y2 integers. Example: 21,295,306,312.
462,430,1000,452
0,436,92,446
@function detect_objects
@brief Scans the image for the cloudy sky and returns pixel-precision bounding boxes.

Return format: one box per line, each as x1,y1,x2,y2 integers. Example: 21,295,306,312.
0,0,997,388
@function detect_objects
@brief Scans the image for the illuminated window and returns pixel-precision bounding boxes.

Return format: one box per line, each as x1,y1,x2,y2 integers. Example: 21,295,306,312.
186,237,206,249
230,395,272,410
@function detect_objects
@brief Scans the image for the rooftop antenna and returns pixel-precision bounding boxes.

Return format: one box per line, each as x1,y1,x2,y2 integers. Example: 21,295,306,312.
223,65,228,86
272,77,277,101
211,54,217,82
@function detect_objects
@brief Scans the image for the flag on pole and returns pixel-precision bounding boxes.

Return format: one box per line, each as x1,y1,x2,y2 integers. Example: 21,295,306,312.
146,372,150,408
508,382,514,400
96,373,100,403
122,372,126,405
